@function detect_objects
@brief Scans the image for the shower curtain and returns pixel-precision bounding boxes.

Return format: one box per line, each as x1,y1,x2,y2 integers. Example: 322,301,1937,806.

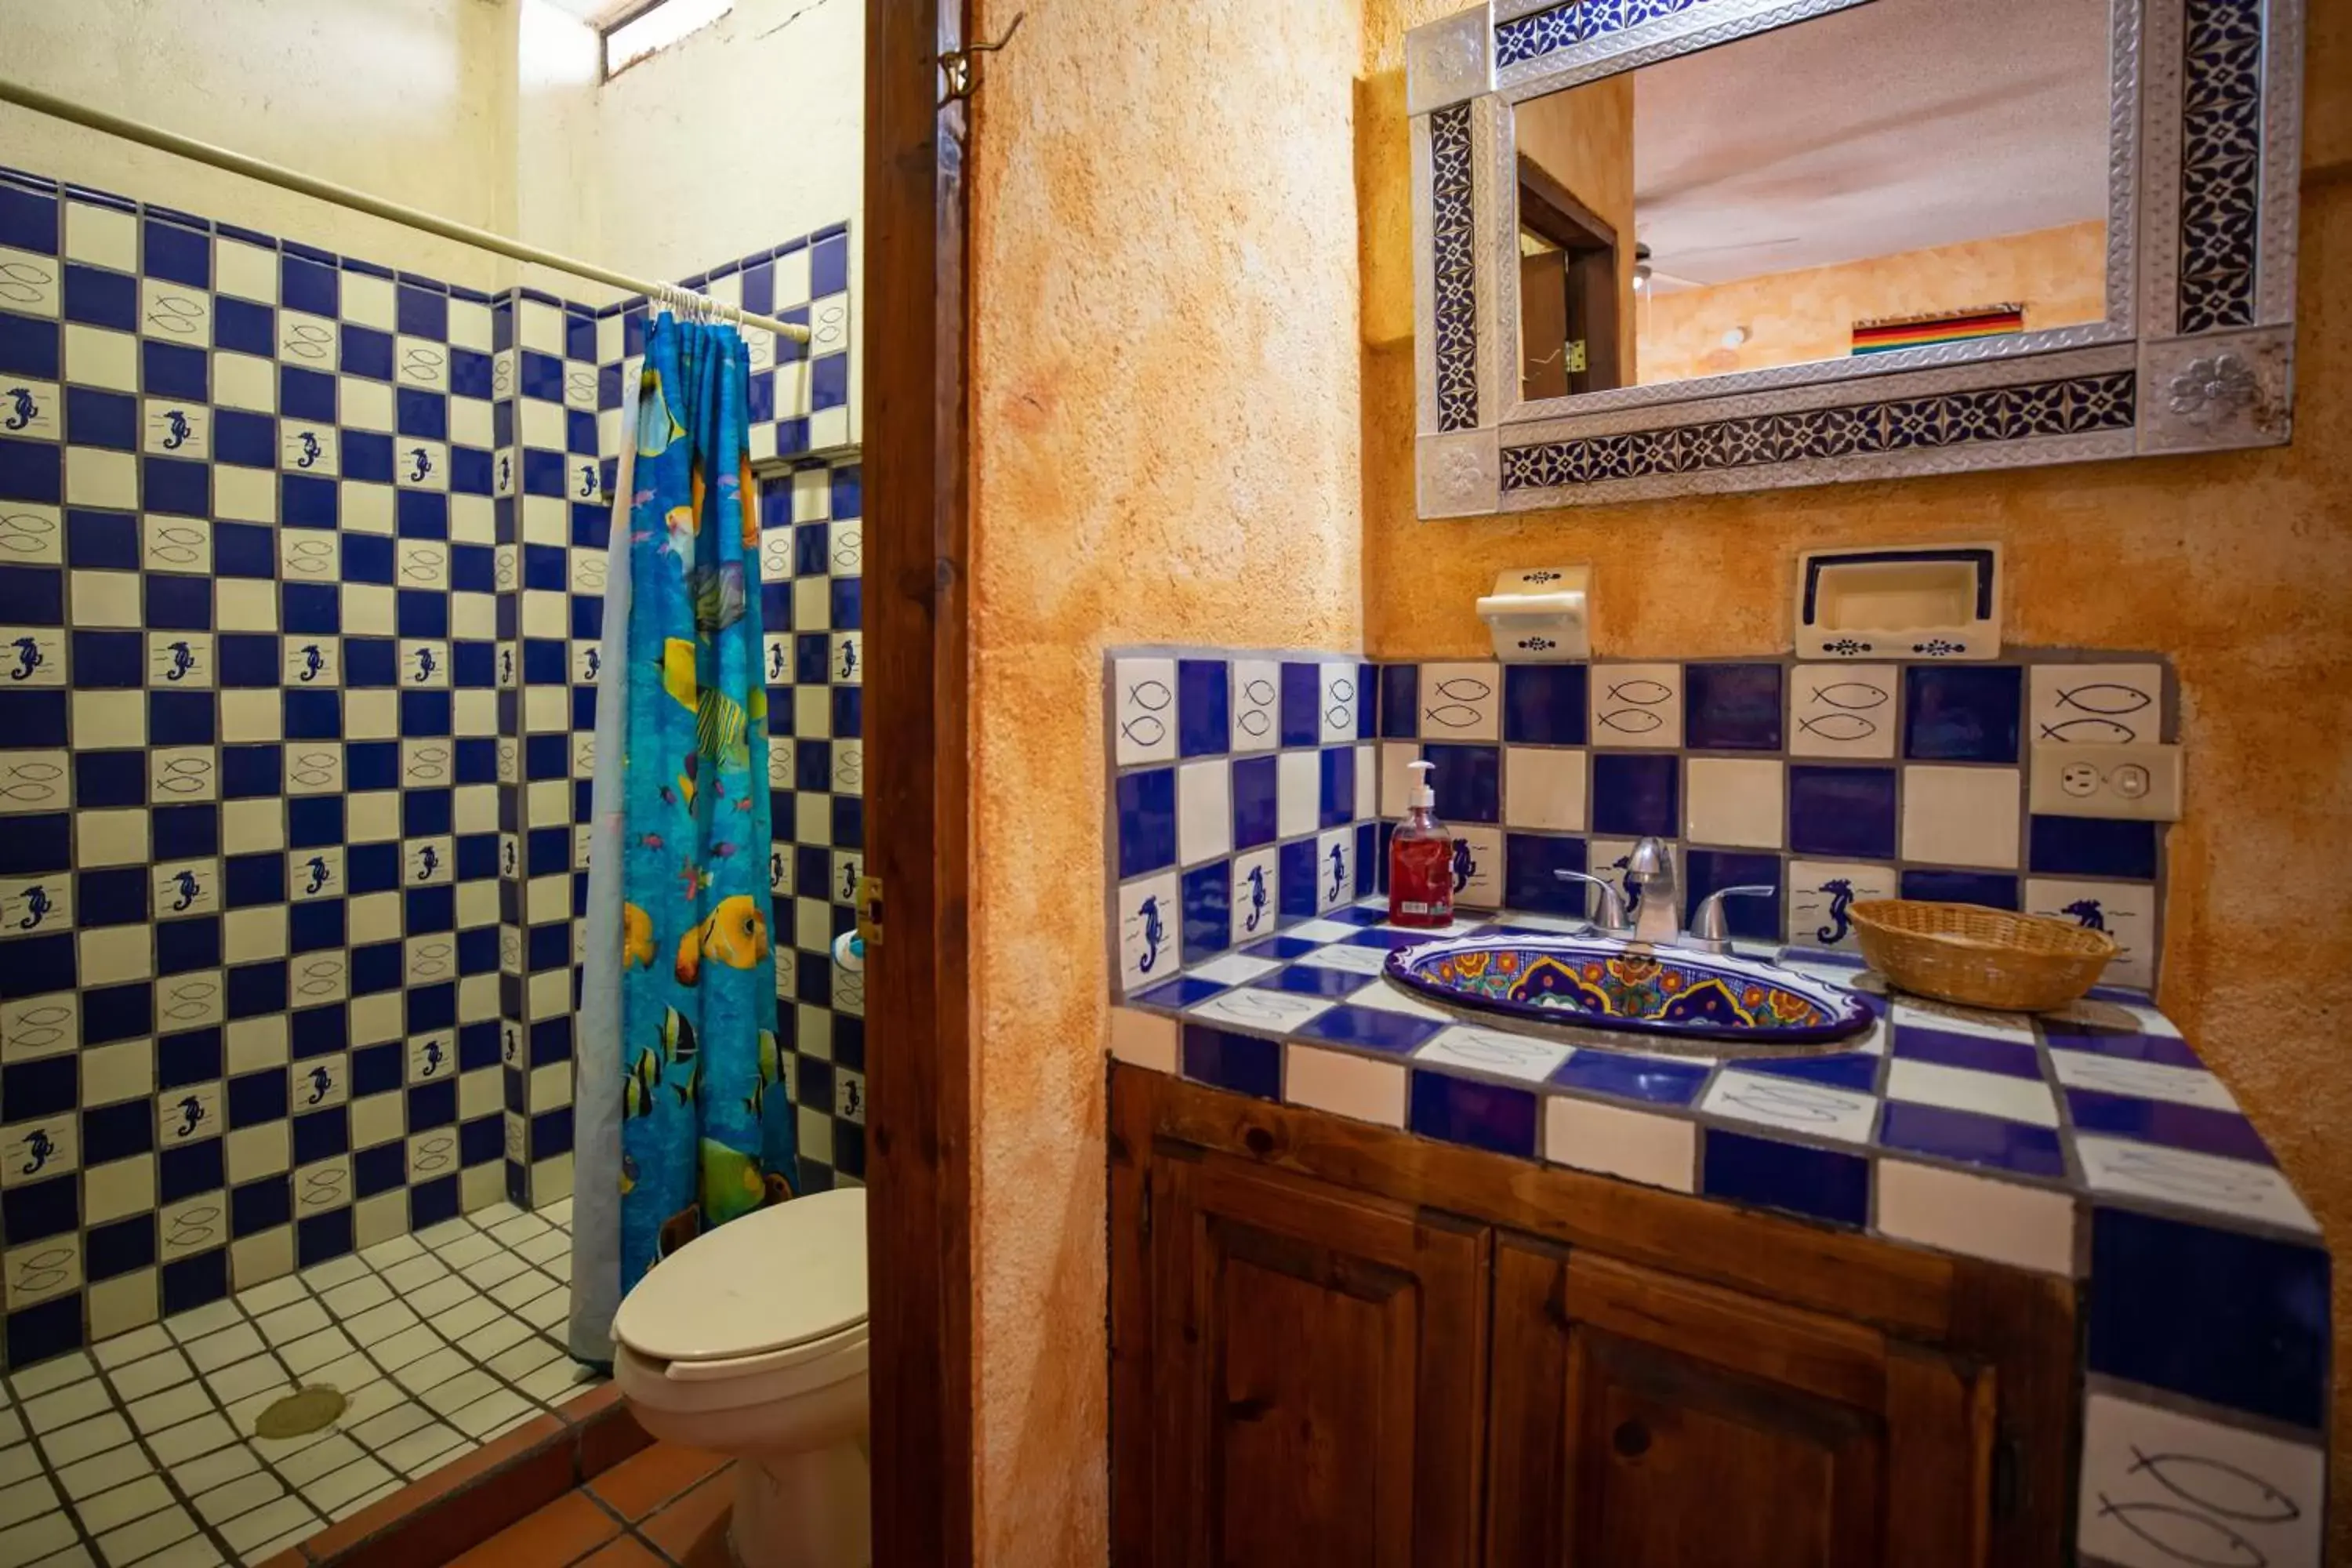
570,318,797,1363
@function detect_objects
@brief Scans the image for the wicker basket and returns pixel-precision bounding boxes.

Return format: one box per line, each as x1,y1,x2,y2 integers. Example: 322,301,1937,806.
1848,899,2117,1014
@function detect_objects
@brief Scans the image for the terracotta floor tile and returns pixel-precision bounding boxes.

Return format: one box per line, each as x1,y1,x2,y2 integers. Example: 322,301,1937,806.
641,1470,735,1564
575,1400,655,1483
578,1534,667,1567
445,1490,621,1568
590,1443,731,1523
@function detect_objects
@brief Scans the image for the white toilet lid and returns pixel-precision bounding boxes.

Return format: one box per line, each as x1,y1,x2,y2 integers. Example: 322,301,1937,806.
613,1186,868,1364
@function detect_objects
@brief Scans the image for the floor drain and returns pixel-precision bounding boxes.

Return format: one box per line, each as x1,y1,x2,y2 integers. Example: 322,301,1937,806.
252,1385,347,1439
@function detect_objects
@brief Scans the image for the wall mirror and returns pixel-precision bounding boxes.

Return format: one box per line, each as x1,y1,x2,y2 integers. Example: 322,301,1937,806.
1406,0,2308,517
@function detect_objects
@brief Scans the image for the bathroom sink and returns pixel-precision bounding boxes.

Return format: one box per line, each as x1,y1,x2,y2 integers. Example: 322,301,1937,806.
1385,933,1874,1053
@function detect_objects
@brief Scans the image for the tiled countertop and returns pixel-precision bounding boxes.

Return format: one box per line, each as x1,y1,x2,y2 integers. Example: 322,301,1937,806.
1109,898,2333,1566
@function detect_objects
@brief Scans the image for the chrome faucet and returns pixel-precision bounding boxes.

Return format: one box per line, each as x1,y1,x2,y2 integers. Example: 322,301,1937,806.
1622,837,1680,946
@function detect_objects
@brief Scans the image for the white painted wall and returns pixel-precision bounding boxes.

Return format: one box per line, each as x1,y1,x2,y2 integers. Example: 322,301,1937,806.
0,0,523,289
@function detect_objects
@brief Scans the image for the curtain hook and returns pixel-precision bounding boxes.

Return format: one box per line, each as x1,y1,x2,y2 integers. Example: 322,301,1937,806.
941,10,1023,107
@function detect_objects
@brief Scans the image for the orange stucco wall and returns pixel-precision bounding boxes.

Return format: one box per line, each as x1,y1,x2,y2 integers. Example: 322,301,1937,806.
967,0,2352,1560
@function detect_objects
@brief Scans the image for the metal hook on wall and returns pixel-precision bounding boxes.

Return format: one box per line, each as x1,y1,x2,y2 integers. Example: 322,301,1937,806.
939,11,1023,107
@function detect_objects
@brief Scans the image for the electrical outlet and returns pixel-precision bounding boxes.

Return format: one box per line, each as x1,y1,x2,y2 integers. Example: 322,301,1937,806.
2028,742,2182,821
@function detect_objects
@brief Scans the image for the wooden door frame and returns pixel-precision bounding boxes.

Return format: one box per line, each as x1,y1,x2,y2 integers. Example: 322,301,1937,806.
864,3,976,1565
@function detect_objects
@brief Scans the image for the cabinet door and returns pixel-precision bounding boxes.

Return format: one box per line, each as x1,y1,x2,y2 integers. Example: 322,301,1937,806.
1146,1155,1489,1568
1490,1238,1994,1568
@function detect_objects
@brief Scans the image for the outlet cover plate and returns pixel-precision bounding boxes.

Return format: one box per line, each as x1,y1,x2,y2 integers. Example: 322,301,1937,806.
2028,742,2182,820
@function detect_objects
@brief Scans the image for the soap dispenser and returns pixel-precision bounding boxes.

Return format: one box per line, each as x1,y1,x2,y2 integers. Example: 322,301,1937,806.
1388,760,1454,929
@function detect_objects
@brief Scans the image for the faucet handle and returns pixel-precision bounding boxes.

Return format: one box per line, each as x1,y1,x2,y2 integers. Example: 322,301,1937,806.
1554,869,1632,935
1690,884,1776,946
1624,837,1672,880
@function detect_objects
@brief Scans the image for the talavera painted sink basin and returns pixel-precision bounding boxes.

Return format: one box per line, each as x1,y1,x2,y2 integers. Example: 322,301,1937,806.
1385,933,1875,1051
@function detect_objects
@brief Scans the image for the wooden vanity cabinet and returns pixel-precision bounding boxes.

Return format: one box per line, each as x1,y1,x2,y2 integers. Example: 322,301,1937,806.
1109,1065,2074,1568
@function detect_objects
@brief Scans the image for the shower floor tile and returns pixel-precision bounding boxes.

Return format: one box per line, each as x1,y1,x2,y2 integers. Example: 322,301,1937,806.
0,1199,598,1567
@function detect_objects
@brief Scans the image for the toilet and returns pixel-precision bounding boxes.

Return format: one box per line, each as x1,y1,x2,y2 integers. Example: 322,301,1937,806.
612,1187,870,1568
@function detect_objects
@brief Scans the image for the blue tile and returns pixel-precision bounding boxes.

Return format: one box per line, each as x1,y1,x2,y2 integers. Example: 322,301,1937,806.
1425,742,1500,825
0,438,61,504
1298,1005,1443,1054
1254,965,1373,999
1684,662,1782,750
1176,659,1229,757
1378,664,1418,739
1899,869,2018,910
1683,849,1781,940
142,341,206,400
143,220,212,288
1788,765,1896,860
2065,1089,2274,1163
1131,975,1230,1010
1701,1129,1869,1226
1277,839,1320,920
66,508,137,569
1230,755,1278,850
1181,1025,1281,1100
1318,746,1355,829
1904,665,2022,762
2041,1019,2201,1069
1734,1051,1879,1090
1591,753,1677,838
4,1298,82,1368
1279,661,1321,747
1875,1102,2066,1178
1503,664,1588,745
65,387,136,449
1115,768,1176,877
1180,862,1229,964
1890,1025,2041,1078
0,314,60,379
63,263,136,329
0,184,60,253
2027,815,2158,879
1501,832,1587,916
2088,1207,2328,1429
1239,935,1322,960
1409,1071,1537,1156
281,252,339,315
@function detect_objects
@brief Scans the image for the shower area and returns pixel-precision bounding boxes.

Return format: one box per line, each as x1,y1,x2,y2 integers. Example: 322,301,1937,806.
0,1,867,1562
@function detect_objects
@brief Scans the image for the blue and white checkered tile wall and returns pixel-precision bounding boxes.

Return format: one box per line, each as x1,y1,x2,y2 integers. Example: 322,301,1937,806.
1110,650,2170,993
1363,655,2169,986
1107,653,1382,993
0,161,862,1372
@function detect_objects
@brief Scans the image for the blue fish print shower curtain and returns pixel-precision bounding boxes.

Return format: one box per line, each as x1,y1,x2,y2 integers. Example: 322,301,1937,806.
573,317,797,1353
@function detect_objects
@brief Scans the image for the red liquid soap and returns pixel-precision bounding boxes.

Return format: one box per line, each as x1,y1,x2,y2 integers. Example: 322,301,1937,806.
1388,760,1454,928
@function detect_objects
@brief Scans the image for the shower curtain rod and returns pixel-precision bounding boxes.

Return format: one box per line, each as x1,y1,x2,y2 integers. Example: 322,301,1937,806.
0,77,815,344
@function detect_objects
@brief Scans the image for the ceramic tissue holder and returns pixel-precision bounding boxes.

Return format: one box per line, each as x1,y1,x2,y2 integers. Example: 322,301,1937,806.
1477,566,1590,662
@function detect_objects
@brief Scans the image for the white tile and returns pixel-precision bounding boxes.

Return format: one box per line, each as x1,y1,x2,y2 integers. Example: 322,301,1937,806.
347,1401,430,1450
63,202,136,270
1227,848,1279,948
8,1354,94,1401
448,1389,531,1439
216,1495,318,1555
1684,757,1784,849
1377,740,1422,818
183,1323,264,1374
1184,953,1279,987
318,1276,394,1319
392,1347,468,1395
165,1444,260,1499
1291,942,1389,977
1503,746,1586,831
2048,1050,2234,1110
142,1414,236,1467
1788,665,1897,758
1347,982,1449,1022
1283,1046,1406,1127
1114,872,1181,996
1900,765,2021,869
198,1354,280,1409
189,1471,282,1526
0,1446,38,1490
2078,1392,2321,1568
1320,662,1362,745
128,1534,224,1568
78,1474,175,1537
33,1414,132,1468
1887,998,2035,1041
2030,663,2163,746
1230,660,1279,754
1883,1058,2058,1127
1283,917,1362,944
0,1512,76,1567
1448,825,1503,910
2024,877,2158,989
302,1454,395,1514
1186,989,1333,1035
255,1298,329,1345
1176,760,1232,866
1546,1096,1697,1190
1784,860,1896,950
102,1349,192,1404
1872,1161,2075,1272
1416,1026,1570,1083
1701,1071,1878,1144
1417,662,1499,741
0,1473,56,1529
1590,662,1682,748
372,1423,464,1478
1107,1008,1177,1073
22,1381,108,1435
419,1369,503,1416
1111,656,1177,766
456,1316,532,1360
281,1326,356,1375
1275,750,1318,840
1314,827,1357,914
2074,1137,2318,1232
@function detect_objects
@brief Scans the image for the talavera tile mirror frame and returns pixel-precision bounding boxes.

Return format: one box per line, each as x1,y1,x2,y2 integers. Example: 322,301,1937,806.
1406,0,2310,517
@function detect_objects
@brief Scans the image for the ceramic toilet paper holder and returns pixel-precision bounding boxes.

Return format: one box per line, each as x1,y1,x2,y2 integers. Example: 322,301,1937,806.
1477,567,1591,662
